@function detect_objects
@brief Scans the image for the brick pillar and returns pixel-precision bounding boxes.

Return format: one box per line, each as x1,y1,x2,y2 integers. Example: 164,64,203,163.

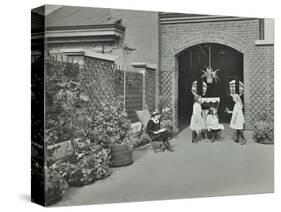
141,69,147,110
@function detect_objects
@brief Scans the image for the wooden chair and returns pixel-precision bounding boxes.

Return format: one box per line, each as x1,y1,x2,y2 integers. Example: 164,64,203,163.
201,97,220,121
136,109,163,153
202,97,223,140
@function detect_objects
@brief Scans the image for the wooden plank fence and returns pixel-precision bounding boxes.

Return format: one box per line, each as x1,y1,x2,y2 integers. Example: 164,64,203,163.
115,65,144,123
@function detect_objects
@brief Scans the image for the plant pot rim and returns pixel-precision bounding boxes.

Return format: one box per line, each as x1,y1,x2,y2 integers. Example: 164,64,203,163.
110,143,129,146
257,140,274,144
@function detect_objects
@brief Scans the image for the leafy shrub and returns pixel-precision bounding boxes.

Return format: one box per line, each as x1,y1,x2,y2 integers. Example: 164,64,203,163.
49,137,111,187
44,60,133,205
31,156,45,204
157,95,169,112
46,62,82,145
45,165,68,206
53,162,85,187
89,98,131,145
161,107,176,137
161,120,174,137
127,132,150,148
46,60,132,146
253,112,274,144
53,161,96,187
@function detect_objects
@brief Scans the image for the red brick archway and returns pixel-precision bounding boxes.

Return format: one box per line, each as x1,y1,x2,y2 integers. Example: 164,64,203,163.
177,43,244,131
166,31,252,130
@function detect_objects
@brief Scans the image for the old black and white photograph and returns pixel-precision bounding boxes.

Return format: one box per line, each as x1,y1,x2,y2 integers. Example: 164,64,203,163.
31,4,274,207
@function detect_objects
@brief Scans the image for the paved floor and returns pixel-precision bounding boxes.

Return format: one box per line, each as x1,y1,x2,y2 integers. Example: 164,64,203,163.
56,126,274,206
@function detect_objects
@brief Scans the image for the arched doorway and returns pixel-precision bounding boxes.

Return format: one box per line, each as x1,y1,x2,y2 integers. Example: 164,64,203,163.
177,43,244,131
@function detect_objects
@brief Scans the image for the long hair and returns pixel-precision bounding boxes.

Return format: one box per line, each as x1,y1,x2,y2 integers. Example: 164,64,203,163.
232,94,243,108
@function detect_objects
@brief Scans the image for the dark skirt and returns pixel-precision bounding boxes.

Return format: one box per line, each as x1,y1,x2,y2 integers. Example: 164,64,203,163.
149,129,169,142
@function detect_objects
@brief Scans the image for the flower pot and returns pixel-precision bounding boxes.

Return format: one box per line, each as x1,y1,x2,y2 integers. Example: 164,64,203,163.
206,76,213,84
109,143,133,167
257,139,274,144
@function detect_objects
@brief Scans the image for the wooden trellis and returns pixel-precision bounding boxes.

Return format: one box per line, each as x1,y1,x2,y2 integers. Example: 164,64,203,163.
47,55,156,123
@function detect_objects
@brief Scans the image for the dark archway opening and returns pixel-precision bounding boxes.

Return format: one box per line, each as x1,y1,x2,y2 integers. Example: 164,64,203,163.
178,43,244,131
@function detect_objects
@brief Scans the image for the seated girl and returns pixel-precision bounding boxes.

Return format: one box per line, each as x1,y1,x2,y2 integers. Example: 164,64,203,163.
205,107,224,142
146,111,174,152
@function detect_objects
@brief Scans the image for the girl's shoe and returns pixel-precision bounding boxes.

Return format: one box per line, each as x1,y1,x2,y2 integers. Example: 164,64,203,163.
201,130,207,139
160,143,166,151
192,131,198,143
165,141,175,152
234,136,240,143
240,139,247,145
192,139,198,143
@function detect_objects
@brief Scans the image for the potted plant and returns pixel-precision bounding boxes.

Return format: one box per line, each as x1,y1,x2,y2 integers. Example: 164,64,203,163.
108,108,133,167
45,164,68,206
161,107,177,138
157,95,169,112
89,98,133,167
45,60,113,204
253,112,274,144
109,141,133,167
52,137,111,187
130,131,150,149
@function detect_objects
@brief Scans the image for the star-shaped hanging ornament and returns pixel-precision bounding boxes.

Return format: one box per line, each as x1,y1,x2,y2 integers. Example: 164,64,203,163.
201,65,220,84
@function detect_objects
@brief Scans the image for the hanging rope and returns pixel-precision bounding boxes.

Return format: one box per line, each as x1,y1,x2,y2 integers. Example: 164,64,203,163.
208,45,211,67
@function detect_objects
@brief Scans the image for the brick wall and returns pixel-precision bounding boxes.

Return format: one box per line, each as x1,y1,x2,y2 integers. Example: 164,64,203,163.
46,8,159,123
47,9,159,67
110,9,159,66
159,18,274,130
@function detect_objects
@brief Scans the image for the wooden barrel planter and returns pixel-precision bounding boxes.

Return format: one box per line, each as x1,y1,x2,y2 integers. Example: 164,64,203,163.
109,143,133,167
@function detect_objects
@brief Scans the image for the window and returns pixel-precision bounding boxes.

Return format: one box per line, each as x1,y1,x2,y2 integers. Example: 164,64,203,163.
256,18,274,45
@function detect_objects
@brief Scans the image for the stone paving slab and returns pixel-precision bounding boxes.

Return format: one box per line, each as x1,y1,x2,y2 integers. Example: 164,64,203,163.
56,126,274,206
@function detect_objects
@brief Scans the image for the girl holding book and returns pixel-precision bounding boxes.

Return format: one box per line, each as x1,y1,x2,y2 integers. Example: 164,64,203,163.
146,111,174,152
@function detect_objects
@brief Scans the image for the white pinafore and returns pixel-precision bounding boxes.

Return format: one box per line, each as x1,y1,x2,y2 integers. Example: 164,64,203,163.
190,102,205,131
230,102,245,130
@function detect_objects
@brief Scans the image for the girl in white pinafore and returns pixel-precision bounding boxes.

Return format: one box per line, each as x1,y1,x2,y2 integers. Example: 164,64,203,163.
190,95,205,143
226,94,246,145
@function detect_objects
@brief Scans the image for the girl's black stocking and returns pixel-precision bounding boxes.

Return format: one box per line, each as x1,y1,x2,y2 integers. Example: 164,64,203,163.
235,130,240,142
239,130,245,140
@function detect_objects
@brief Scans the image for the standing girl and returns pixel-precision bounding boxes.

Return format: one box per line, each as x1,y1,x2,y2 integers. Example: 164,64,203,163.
190,95,205,143
226,94,246,145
